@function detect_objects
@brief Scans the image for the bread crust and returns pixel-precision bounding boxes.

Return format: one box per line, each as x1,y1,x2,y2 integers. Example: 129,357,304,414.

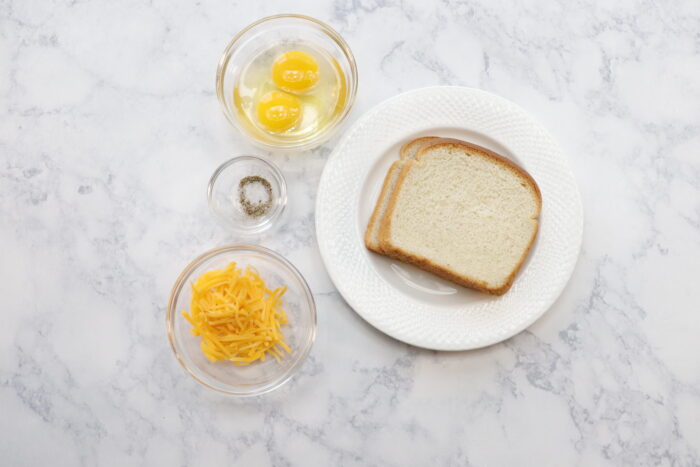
377,140,542,295
400,136,470,160
364,160,404,252
399,136,439,160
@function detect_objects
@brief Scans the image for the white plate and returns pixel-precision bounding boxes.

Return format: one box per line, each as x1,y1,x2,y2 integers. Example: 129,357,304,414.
316,87,583,350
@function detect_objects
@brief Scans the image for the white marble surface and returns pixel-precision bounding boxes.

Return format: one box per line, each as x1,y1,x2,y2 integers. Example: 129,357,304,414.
1,0,699,465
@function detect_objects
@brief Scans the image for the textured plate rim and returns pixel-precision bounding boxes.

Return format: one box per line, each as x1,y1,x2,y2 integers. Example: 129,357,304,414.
315,86,583,350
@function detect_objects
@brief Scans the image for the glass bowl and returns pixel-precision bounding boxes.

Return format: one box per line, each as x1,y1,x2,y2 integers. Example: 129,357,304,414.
167,245,317,396
216,14,358,151
208,156,287,235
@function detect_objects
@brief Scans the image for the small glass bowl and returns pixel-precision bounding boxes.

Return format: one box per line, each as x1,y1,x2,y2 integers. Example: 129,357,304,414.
216,14,358,151
208,156,287,235
167,245,317,396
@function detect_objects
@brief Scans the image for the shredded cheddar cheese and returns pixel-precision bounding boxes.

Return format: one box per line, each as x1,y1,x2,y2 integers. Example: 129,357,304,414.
181,261,291,365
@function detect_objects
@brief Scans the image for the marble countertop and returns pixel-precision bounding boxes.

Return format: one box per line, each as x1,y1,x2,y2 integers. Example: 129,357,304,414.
2,0,699,465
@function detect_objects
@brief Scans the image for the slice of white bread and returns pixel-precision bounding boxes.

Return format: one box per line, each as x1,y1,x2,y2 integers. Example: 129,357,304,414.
378,141,541,295
365,137,479,252
364,137,440,252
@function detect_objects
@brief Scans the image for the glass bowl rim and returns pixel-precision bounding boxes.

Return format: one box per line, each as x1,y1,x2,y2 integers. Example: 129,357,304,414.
166,244,318,396
207,155,288,234
215,13,359,151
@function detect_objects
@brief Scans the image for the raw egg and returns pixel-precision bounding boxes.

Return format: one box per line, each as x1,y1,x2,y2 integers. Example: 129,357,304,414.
256,91,302,133
272,50,320,94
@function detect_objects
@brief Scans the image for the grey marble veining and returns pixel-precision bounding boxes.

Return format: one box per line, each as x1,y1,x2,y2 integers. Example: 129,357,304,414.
1,0,699,465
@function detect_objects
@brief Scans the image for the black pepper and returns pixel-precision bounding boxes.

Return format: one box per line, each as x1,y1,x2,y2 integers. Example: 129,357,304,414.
238,175,273,218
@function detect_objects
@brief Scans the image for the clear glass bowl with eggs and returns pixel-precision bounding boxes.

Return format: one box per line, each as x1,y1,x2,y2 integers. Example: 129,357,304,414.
216,14,358,151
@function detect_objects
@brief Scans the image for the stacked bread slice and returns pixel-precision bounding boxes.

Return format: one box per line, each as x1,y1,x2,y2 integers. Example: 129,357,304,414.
365,137,541,295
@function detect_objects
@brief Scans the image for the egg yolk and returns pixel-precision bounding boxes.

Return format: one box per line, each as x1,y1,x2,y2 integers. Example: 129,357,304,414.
272,50,320,94
256,91,302,132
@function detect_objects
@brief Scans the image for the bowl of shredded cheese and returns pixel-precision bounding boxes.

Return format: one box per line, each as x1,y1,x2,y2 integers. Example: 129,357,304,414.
167,245,316,395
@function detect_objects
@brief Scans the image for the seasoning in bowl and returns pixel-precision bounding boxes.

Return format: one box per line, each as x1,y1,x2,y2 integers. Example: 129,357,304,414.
208,156,287,235
238,175,273,218
181,261,291,365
